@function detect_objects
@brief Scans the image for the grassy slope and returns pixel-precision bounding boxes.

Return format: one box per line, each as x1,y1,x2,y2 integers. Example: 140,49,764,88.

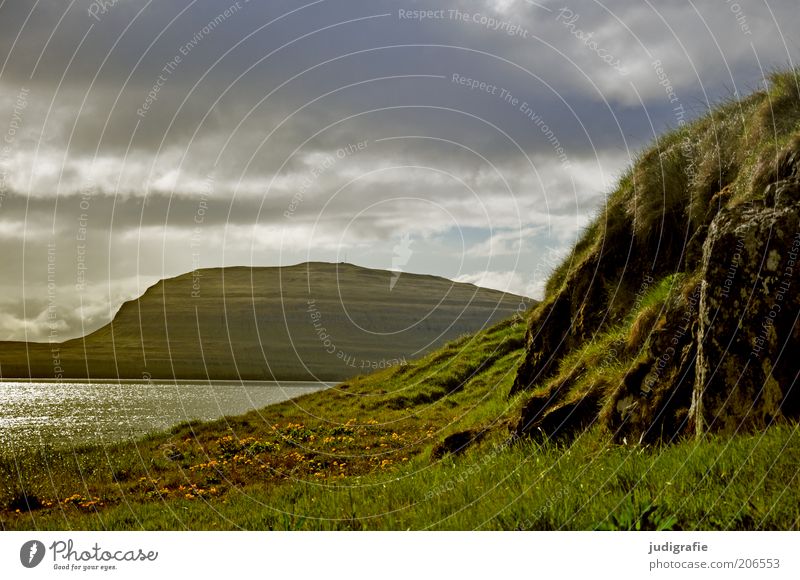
3,71,800,530
3,311,798,530
546,69,800,301
511,68,800,442
0,262,530,381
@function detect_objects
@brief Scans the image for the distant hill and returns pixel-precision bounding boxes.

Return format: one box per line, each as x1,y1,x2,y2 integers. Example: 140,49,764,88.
0,262,532,381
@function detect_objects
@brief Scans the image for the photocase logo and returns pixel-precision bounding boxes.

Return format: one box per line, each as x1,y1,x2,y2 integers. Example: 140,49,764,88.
390,233,414,290
20,540,46,568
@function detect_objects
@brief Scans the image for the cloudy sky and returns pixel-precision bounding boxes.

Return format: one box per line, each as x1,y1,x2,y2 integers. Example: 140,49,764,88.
0,0,797,341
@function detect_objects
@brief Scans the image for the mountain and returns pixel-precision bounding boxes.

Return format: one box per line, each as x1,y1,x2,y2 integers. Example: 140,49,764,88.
0,262,532,381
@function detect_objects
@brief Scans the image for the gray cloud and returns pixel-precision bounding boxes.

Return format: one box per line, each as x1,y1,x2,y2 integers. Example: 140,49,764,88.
0,0,798,338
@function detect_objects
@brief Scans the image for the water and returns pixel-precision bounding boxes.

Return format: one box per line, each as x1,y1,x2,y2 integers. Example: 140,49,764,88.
0,379,332,454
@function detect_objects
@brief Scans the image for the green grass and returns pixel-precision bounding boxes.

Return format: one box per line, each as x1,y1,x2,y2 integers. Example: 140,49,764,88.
5,423,798,530
525,272,683,410
513,68,800,442
545,69,800,305
0,317,530,529
2,312,798,530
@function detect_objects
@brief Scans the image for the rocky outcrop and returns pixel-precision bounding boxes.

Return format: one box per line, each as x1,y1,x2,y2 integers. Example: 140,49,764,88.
691,180,800,434
604,285,700,443
513,136,800,443
431,429,486,459
611,182,800,439
516,384,602,441
510,293,574,395
511,191,692,398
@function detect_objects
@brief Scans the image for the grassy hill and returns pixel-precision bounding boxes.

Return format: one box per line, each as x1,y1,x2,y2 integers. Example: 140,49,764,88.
510,68,800,443
2,315,797,530
2,69,800,531
0,262,531,381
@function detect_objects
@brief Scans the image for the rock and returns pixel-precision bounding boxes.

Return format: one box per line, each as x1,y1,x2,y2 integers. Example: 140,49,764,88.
692,181,800,435
511,247,628,396
510,294,573,395
512,133,800,444
431,430,485,459
684,225,708,272
515,387,602,441
604,286,699,443
8,493,42,512
512,200,688,397
514,390,563,433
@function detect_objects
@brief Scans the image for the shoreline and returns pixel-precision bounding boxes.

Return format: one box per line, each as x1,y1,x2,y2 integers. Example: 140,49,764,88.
0,380,336,455
0,378,340,386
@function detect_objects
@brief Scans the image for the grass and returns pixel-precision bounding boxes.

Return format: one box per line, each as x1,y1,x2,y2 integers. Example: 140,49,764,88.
0,317,531,529
546,69,800,302
5,422,798,530
2,311,798,530
514,68,800,421
526,273,682,409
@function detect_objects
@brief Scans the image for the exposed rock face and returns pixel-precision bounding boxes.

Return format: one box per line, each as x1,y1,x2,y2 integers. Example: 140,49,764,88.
692,181,800,434
510,293,574,395
512,142,800,443
510,212,633,398
511,194,691,398
605,286,700,443
515,384,602,441
431,430,486,459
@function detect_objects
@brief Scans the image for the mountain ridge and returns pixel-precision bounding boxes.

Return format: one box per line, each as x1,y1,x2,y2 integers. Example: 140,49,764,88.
0,262,532,381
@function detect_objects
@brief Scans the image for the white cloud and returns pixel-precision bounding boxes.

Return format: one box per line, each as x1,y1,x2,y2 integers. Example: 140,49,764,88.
455,269,537,298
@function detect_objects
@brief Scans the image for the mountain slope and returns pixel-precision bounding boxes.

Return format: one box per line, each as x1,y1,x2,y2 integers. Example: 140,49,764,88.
3,303,798,531
0,262,531,381
512,69,800,442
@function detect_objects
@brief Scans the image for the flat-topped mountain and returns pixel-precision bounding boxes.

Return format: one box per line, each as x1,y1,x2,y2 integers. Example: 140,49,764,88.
0,262,532,381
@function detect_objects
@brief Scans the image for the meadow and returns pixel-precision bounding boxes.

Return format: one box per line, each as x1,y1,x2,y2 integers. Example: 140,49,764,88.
2,313,797,530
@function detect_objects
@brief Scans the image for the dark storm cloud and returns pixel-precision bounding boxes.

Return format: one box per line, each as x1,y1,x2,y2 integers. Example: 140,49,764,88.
0,0,798,338
0,0,669,164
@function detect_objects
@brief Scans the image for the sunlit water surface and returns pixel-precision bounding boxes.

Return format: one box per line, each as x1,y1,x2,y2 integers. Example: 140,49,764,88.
0,380,332,454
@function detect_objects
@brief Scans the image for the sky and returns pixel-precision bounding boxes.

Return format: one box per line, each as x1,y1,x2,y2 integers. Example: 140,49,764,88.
0,0,798,341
